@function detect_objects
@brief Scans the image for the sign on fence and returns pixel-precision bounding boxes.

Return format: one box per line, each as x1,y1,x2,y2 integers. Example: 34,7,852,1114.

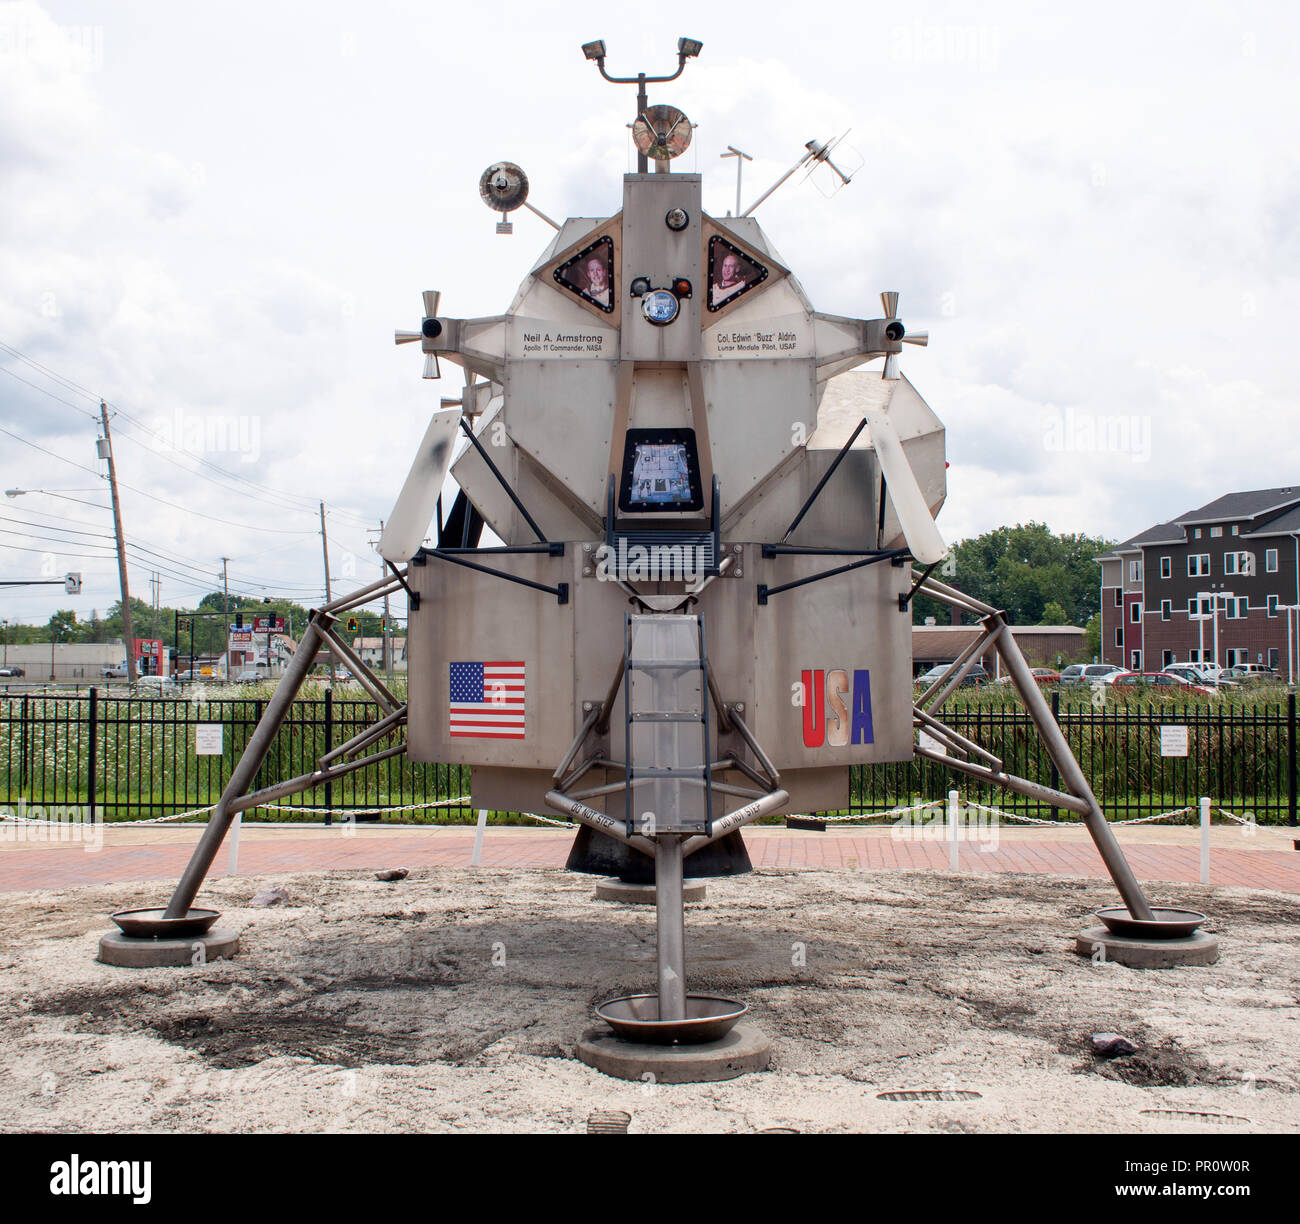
918,729,946,757
195,724,224,756
1159,725,1189,757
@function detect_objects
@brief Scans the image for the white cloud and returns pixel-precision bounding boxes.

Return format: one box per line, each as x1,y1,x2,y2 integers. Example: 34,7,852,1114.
1,0,1298,623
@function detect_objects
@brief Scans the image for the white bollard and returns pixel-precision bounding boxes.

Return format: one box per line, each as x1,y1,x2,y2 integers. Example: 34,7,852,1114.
1199,796,1211,885
227,809,242,876
948,789,960,871
471,807,489,867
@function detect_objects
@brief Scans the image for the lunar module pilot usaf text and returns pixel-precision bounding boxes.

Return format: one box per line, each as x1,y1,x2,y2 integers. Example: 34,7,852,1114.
101,39,1214,1081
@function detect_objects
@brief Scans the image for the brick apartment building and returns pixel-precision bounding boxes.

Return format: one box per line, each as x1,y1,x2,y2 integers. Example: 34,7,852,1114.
1097,487,1300,677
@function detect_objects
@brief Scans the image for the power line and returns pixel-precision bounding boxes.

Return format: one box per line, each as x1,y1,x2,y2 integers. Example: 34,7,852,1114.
0,343,375,530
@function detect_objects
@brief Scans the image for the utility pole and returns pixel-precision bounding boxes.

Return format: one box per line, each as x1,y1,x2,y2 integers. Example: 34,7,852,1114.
150,571,160,642
220,557,230,618
380,519,391,675
319,501,335,680
99,401,137,684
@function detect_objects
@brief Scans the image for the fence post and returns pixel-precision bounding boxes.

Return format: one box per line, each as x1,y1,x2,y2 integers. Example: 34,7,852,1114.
323,687,333,827
947,788,960,871
1289,692,1297,828
87,686,97,824
228,809,242,874
1199,795,1211,884
471,808,489,866
20,695,28,789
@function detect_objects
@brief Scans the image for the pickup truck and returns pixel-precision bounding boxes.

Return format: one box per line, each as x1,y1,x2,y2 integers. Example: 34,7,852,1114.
100,663,128,678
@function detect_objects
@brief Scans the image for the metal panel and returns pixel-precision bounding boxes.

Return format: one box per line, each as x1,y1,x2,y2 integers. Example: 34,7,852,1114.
703,358,817,515
505,360,618,516
619,174,703,363
749,546,914,767
406,551,575,768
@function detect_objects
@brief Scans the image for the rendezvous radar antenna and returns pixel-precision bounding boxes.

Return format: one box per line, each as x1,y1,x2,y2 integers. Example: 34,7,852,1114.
98,39,1217,1083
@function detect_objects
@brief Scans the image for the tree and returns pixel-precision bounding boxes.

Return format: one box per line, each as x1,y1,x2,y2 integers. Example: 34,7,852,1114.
1083,613,1101,662
912,523,1114,627
1040,600,1069,626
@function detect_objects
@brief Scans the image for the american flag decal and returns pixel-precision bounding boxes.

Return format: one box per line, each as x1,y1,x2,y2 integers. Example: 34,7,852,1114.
449,661,526,739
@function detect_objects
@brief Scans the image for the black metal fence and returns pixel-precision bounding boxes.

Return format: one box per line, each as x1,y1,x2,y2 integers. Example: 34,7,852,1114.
1,690,1296,824
0,690,469,824
849,691,1299,825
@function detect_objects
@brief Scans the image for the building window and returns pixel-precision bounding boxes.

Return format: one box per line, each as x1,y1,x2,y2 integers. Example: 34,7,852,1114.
1128,560,1141,583
1113,587,1122,607
1162,649,1174,667
1225,597,1246,619
1269,648,1279,670
1188,554,1209,577
1114,628,1123,648
1130,649,1142,670
1231,525,1239,535
1210,526,1223,538
1266,548,1278,573
1268,594,1279,618
1189,648,1201,663
1228,648,1249,667
1194,528,1202,539
1160,599,1171,620
1129,602,1141,623
1160,555,1171,578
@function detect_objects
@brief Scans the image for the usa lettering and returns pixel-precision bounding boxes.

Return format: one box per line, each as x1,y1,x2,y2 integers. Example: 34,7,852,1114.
800,669,874,747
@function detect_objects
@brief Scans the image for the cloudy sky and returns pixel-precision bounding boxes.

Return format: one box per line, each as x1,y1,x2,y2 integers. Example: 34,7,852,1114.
1,0,1296,626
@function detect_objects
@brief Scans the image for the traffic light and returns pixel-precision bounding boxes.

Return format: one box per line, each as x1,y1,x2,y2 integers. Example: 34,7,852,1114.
346,617,359,632
235,613,243,628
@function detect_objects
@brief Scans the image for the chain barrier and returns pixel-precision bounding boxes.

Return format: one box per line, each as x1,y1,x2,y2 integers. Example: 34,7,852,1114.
1215,806,1299,844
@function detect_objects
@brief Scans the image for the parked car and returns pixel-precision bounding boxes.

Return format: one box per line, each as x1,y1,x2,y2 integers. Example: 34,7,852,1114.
914,662,989,688
1219,666,1274,686
993,667,1059,685
1107,671,1215,696
100,663,128,678
0,666,25,677
233,668,266,684
1061,663,1122,686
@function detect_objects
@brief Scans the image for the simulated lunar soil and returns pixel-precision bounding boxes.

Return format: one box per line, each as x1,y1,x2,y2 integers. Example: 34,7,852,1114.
1,865,1296,1133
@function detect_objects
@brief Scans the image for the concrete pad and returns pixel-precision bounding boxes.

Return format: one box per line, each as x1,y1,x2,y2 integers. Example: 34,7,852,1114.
576,1023,771,1082
1074,926,1220,968
594,878,706,904
98,927,240,968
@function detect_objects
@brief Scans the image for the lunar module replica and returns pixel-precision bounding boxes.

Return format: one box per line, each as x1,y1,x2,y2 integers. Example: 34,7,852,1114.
102,41,1213,1082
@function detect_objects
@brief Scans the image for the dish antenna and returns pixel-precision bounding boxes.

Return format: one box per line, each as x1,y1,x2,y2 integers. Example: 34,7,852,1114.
632,104,693,162
477,162,559,234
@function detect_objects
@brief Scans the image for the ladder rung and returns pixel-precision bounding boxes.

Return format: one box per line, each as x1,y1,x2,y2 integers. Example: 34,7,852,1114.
629,766,708,779
629,711,703,723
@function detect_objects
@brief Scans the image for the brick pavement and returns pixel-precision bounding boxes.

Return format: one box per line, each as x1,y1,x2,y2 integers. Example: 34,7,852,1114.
0,824,1297,894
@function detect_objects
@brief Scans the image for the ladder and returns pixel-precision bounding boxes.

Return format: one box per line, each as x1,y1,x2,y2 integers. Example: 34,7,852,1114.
623,613,713,837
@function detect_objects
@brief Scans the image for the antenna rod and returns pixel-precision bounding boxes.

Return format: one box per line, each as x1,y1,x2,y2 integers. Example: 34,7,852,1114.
721,145,752,217
741,148,815,217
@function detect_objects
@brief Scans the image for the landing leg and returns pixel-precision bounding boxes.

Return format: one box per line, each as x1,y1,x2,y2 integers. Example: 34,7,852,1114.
655,834,687,1020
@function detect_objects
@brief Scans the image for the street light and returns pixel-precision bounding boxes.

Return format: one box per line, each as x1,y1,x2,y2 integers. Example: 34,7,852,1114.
6,487,109,511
